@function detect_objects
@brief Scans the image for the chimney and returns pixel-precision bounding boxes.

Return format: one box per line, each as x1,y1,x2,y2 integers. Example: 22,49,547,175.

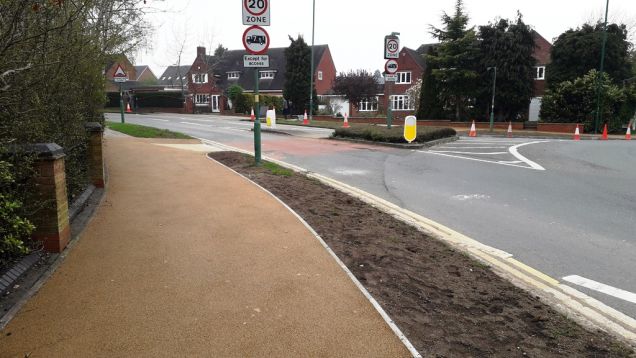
197,46,206,59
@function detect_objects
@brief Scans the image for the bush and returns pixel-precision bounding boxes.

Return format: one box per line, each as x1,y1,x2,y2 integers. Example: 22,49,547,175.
540,70,635,133
333,126,456,144
234,93,284,114
0,161,34,265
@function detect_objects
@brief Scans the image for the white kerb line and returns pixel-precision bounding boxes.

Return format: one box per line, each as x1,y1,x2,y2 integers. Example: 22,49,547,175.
563,275,636,304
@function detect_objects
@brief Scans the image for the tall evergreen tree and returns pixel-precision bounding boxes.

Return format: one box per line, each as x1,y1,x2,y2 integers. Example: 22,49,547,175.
283,36,316,114
426,0,479,120
547,23,632,88
475,15,536,121
417,47,446,119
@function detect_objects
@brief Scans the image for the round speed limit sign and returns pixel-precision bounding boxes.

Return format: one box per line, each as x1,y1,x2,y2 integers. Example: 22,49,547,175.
243,0,270,26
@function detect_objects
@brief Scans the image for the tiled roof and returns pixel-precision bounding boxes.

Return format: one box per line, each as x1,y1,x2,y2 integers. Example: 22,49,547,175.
158,65,191,87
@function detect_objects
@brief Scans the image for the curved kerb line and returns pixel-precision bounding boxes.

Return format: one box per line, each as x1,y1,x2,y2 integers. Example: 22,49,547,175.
204,153,422,358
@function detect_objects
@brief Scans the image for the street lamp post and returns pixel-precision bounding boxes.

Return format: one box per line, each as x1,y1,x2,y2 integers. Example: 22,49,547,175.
594,0,610,134
309,0,316,122
487,66,497,132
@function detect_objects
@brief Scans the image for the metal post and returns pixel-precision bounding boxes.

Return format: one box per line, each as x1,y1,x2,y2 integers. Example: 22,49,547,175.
119,84,125,124
309,0,316,122
254,70,261,165
594,0,610,134
489,66,497,132
387,82,392,129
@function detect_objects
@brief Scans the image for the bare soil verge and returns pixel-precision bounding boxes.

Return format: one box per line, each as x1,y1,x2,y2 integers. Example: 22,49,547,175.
209,151,634,358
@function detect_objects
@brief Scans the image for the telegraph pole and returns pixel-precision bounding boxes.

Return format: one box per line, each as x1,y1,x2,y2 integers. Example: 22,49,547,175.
594,0,610,134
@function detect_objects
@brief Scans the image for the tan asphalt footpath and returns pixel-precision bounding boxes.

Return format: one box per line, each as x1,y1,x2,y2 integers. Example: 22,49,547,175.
0,137,409,357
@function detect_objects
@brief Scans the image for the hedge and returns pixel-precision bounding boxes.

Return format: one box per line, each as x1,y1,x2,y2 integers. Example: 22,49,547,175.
333,126,456,144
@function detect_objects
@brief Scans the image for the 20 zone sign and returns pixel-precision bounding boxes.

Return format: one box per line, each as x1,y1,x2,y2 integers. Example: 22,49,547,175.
243,0,270,26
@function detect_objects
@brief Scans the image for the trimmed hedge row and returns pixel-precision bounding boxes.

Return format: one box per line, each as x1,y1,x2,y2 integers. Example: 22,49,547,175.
333,126,456,144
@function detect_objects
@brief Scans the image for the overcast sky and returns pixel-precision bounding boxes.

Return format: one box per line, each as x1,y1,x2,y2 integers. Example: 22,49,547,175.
136,0,635,77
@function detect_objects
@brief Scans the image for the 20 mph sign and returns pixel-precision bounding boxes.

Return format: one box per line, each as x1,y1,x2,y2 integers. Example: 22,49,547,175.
242,25,270,55
385,36,399,59
243,0,270,26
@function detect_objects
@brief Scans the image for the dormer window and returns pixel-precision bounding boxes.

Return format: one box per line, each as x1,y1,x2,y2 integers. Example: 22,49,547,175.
227,71,240,79
259,70,276,79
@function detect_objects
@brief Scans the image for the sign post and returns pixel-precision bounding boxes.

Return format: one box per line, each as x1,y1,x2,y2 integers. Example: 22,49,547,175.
113,64,128,124
384,33,400,129
242,0,271,165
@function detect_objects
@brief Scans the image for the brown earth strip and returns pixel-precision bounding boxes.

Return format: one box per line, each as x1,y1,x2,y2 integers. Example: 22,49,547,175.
209,151,635,358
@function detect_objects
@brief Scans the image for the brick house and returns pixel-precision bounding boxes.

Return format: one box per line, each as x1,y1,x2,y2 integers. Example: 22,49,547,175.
184,45,336,114
104,55,137,93
352,33,552,121
133,65,158,84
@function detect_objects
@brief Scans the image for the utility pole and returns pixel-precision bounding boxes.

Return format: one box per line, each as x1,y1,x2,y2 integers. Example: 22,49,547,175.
254,70,261,164
488,66,497,132
594,0,610,134
309,0,316,122
119,84,125,124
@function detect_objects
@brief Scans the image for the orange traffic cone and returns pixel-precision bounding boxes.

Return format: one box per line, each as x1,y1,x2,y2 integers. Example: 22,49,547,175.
303,110,309,125
250,108,255,121
507,122,513,138
626,126,632,140
342,113,350,128
573,124,581,141
601,123,608,140
126,102,132,113
468,120,477,137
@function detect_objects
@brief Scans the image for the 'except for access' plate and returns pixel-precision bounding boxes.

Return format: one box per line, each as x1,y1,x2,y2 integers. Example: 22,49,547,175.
244,55,269,67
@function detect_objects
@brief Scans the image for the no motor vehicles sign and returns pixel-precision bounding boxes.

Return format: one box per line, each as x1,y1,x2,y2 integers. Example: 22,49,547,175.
242,25,270,55
243,0,270,26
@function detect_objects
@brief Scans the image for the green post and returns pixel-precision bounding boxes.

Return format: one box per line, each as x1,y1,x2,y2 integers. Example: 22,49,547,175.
594,0,610,134
488,66,497,132
254,70,261,165
119,84,125,124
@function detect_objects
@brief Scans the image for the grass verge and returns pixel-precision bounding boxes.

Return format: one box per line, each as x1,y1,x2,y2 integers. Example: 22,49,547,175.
106,121,192,139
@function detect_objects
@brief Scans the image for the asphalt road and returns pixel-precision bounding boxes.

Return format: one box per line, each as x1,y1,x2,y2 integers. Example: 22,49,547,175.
105,112,636,319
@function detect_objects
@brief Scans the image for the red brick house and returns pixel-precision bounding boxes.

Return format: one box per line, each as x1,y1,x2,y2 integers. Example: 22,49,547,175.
184,45,336,114
529,32,552,121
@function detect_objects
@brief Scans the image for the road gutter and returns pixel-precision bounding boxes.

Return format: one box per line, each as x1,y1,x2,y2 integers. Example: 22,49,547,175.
197,137,636,348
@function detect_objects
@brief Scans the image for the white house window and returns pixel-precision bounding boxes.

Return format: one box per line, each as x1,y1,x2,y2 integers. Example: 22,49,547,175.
167,76,172,80
195,94,210,104
359,97,378,112
396,72,412,84
390,95,414,111
193,73,207,84
318,71,323,81
259,70,276,79
535,66,546,80
227,71,240,79
161,77,166,80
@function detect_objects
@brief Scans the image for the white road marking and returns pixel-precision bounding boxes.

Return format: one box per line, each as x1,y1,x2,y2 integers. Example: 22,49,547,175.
180,121,207,126
437,146,508,149
149,118,169,122
420,151,542,170
431,151,508,155
451,194,490,201
508,141,548,171
563,275,636,304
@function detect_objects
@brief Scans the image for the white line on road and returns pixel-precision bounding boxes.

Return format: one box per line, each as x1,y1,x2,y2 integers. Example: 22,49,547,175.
180,121,207,126
430,151,508,155
149,118,169,122
435,146,508,149
563,275,636,304
508,141,549,171
419,151,539,170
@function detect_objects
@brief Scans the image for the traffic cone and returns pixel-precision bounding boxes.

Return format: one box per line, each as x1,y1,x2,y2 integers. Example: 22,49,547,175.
343,113,350,128
468,120,477,137
507,122,513,138
626,126,631,140
601,123,608,140
126,102,132,113
573,124,581,141
303,110,309,125
250,108,255,122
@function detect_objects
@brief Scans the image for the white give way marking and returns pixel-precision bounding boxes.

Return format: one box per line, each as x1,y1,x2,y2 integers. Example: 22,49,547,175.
421,138,549,171
563,275,636,304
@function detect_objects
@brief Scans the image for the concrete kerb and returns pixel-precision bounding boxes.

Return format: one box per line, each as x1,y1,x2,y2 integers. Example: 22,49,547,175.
329,135,459,149
197,137,636,348
205,154,422,358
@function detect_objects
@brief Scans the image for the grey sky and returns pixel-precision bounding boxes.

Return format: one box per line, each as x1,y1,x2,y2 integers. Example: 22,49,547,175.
136,0,635,77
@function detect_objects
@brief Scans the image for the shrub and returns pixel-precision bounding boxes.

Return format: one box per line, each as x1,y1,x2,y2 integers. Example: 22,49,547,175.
540,70,636,133
333,126,456,144
0,161,34,265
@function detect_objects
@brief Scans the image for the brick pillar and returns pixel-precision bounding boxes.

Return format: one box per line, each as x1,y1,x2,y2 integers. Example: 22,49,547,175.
30,144,70,253
85,122,104,188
